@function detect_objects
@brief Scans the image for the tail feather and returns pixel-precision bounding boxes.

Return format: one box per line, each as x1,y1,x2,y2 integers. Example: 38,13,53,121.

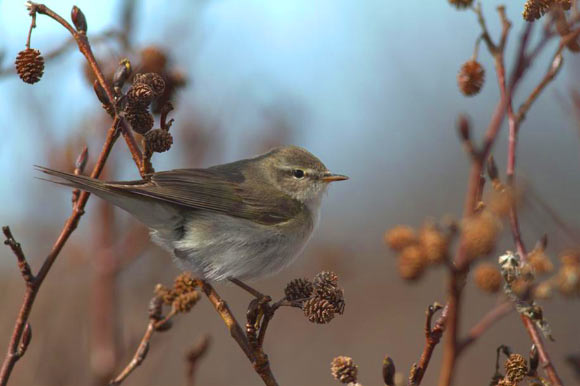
35,166,120,196
36,166,184,237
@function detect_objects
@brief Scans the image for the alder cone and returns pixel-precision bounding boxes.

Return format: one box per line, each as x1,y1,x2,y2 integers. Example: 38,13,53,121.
15,48,44,84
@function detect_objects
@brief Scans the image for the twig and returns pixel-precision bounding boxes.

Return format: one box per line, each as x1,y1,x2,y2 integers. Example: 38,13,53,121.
26,2,144,173
521,315,563,386
195,280,279,386
2,227,34,285
408,303,446,386
0,3,150,382
499,27,575,386
516,29,580,124
456,301,513,354
0,116,124,386
185,335,211,386
0,30,124,79
109,302,176,385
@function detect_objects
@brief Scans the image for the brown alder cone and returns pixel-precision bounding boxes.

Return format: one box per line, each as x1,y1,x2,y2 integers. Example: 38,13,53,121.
330,356,358,384
448,0,474,9
458,60,485,96
504,354,528,383
145,129,173,153
15,48,44,84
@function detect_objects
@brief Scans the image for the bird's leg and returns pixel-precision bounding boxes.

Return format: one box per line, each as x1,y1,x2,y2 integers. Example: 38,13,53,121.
229,278,270,301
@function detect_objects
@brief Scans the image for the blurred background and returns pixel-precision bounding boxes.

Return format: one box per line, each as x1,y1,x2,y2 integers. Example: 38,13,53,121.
1,0,579,385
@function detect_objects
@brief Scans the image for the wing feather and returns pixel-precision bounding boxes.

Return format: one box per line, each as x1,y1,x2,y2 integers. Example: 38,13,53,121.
115,167,302,225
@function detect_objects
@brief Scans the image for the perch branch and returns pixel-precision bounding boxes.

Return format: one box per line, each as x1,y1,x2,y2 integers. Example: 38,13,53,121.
195,280,279,386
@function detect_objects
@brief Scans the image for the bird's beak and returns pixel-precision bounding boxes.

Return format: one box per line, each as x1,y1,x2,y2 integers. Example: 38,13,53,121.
322,172,349,182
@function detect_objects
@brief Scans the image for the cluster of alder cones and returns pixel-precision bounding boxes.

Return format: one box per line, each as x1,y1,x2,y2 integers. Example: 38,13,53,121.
284,271,345,324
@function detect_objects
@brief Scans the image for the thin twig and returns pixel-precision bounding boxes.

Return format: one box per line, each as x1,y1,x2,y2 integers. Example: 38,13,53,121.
26,2,144,173
2,227,34,286
456,301,513,354
195,280,279,386
439,6,514,386
521,315,563,386
499,27,575,386
408,303,445,386
0,3,150,382
109,307,176,385
516,29,580,124
185,335,211,386
0,117,124,386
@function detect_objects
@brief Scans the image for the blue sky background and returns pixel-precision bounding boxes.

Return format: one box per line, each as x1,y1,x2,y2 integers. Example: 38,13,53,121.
0,0,579,244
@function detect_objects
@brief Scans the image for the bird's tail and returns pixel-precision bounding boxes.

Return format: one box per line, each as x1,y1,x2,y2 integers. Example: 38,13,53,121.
36,166,183,237
36,166,123,197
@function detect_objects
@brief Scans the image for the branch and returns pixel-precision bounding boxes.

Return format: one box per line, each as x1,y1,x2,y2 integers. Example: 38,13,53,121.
439,7,513,386
408,303,446,386
2,227,34,286
0,116,123,386
109,301,176,386
185,335,211,386
456,301,513,354
195,280,279,386
26,2,144,173
521,315,563,386
0,2,154,382
516,29,580,124
499,27,575,386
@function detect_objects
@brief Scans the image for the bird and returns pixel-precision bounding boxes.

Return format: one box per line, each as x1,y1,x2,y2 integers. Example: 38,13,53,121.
38,145,348,282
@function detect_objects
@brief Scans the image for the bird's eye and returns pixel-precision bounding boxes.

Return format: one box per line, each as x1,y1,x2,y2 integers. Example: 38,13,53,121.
293,169,305,179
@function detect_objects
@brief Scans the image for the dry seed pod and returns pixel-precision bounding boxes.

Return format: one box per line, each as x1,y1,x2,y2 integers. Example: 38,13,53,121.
303,297,335,324
125,106,154,135
330,356,358,384
384,225,417,251
145,129,173,153
313,271,339,289
504,354,528,383
284,278,314,301
448,0,474,9
523,0,571,22
15,48,44,84
126,83,154,106
457,60,485,96
474,263,502,293
134,72,166,96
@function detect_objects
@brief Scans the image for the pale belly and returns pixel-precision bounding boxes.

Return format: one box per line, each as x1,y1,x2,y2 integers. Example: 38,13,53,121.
151,210,316,281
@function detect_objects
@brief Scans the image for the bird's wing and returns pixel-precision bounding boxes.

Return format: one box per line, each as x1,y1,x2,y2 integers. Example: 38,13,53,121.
117,167,303,226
